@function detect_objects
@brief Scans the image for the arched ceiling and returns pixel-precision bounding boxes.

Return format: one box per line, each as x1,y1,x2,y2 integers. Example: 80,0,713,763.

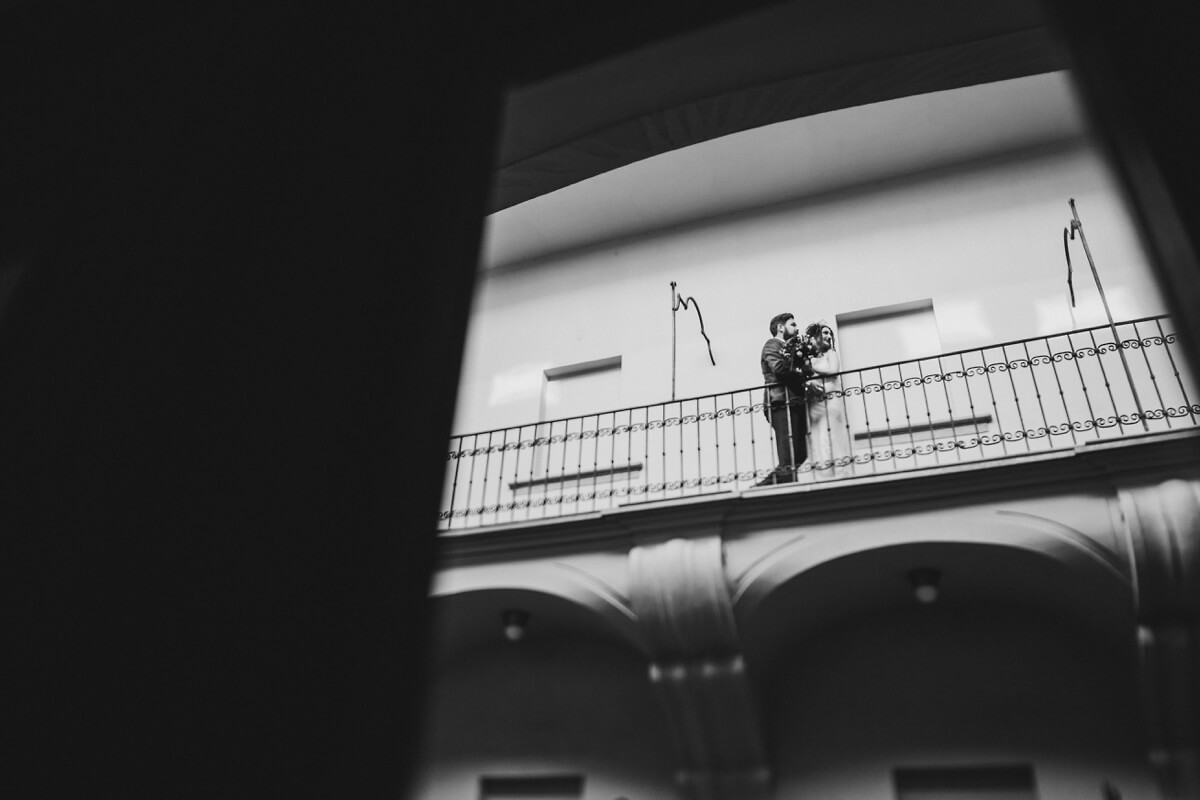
491,0,1066,214
427,587,645,672
738,540,1135,685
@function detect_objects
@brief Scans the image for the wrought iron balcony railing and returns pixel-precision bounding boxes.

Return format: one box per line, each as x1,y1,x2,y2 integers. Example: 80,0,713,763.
440,315,1198,530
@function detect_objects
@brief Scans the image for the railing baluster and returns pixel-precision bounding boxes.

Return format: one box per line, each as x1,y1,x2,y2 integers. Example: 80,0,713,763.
1066,331,1098,441
1023,340,1049,451
843,380,855,477
1133,320,1169,429
644,406,651,496
642,405,650,501
977,346,1007,456
564,418,575,514
1000,344,1028,453
915,358,937,465
936,355,957,463
1045,334,1078,446
823,375,835,478
712,395,722,489
564,417,573,510
601,412,609,508
681,400,689,492
505,428,518,521
739,390,750,483
595,411,604,509
1088,327,1125,436
669,400,678,497
687,399,695,492
858,367,877,474
658,402,666,500
810,375,821,480
545,421,556,515
724,391,734,484
520,425,532,521
574,416,584,512
954,352,980,460
875,367,892,470
532,425,543,517
465,432,480,523
447,435,462,529
896,362,917,464
485,429,501,524
479,430,493,523
664,403,672,498
608,410,617,510
520,425,531,521
748,389,761,483
626,409,636,503
588,413,598,512
1158,317,1197,424
506,427,517,525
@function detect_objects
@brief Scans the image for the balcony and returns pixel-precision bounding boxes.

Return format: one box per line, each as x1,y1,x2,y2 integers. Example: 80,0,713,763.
440,315,1199,530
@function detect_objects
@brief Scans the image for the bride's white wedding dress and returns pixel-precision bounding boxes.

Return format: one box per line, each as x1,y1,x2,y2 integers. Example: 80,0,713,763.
807,349,853,479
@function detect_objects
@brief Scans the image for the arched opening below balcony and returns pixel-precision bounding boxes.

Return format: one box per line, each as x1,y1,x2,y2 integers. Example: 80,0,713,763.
415,589,675,800
740,541,1151,799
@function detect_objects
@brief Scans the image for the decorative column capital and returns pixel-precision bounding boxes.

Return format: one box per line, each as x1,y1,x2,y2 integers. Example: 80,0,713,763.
1119,478,1200,619
1119,478,1200,800
627,534,770,800
629,536,739,659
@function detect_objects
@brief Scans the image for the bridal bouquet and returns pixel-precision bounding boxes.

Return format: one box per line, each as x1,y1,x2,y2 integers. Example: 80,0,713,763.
786,333,820,380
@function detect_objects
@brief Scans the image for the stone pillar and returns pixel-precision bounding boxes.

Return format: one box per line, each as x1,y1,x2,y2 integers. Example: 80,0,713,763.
1119,478,1200,800
628,535,770,800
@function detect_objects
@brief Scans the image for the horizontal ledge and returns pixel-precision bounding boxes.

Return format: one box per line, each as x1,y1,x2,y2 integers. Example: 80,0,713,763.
837,297,933,324
545,355,621,379
852,414,994,442
509,463,644,491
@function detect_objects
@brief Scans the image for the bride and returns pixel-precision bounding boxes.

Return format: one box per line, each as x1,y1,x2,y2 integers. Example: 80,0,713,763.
804,322,852,479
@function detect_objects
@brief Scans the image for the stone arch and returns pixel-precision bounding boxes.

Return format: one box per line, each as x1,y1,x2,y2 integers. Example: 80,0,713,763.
429,576,645,667
730,506,1137,684
732,505,1131,624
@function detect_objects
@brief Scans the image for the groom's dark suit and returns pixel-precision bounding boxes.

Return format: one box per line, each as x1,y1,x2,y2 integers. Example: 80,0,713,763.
760,337,808,483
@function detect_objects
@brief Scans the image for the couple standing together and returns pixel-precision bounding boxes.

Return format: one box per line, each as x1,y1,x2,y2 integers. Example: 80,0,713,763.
758,312,849,485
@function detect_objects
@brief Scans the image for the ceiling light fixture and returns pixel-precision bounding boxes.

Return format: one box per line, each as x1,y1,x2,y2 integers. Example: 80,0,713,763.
501,609,530,642
908,567,941,604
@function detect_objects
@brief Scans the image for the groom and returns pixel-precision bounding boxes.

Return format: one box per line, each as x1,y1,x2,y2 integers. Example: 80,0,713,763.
758,312,809,485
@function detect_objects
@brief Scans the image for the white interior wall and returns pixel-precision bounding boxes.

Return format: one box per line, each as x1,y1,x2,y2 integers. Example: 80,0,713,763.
453,139,1164,437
